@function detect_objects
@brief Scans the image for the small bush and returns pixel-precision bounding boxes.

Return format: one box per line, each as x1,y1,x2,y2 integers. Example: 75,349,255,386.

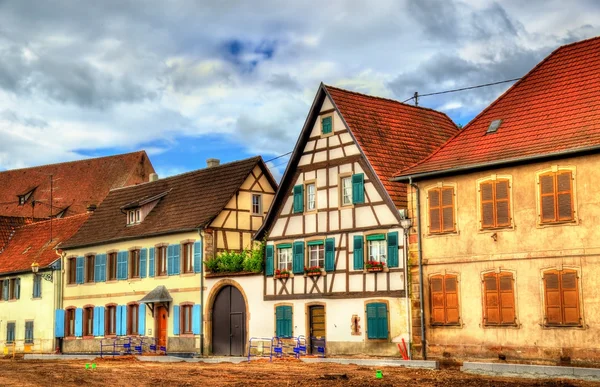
217,250,245,272
205,242,265,274
204,256,221,273
243,244,264,273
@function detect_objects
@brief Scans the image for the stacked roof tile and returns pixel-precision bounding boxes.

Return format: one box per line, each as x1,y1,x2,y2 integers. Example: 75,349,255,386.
396,36,600,178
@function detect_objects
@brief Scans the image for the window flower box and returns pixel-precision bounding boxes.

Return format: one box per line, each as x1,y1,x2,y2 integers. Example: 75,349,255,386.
304,266,322,277
275,269,290,279
366,261,385,272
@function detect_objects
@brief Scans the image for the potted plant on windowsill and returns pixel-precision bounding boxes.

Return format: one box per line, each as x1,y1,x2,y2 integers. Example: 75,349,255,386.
366,261,385,272
304,266,322,277
275,269,290,279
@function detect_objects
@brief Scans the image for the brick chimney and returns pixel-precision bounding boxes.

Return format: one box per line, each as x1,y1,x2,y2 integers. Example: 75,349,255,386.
149,173,159,182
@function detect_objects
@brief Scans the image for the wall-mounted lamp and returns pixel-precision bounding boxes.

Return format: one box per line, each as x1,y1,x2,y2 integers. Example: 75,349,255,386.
31,262,53,282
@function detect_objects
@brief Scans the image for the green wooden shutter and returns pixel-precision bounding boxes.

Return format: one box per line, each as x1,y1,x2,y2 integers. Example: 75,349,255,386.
276,306,292,338
293,185,304,213
325,238,335,272
321,116,332,134
366,304,378,339
352,173,365,204
265,245,274,276
284,306,292,337
377,303,388,339
387,232,399,268
275,306,283,337
293,242,305,274
353,235,364,270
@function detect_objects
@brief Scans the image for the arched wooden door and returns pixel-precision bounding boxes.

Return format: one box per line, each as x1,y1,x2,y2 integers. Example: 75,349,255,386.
212,285,246,356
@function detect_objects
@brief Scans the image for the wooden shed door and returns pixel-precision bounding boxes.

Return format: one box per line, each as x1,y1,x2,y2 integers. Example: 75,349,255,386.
155,306,168,348
309,305,325,354
212,286,246,356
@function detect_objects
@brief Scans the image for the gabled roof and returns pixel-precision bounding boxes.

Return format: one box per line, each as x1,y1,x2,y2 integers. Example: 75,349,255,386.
0,151,155,218
325,85,459,206
0,214,89,275
0,216,30,254
62,156,277,249
395,36,600,180
255,83,458,239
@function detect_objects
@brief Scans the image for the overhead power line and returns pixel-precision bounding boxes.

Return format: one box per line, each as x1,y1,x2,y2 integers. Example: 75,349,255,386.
403,77,522,104
265,151,292,163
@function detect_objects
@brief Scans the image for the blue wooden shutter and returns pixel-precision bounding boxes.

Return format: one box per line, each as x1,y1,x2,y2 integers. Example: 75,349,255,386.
33,276,41,298
167,245,174,275
15,278,20,299
95,254,106,282
116,305,123,335
55,309,65,338
192,304,201,335
93,307,99,336
76,256,84,284
321,116,332,134
75,308,83,337
387,232,399,268
121,305,127,336
173,244,181,275
352,173,365,204
293,185,304,213
149,247,155,277
265,245,274,276
117,251,128,280
325,238,335,272
2,279,8,300
193,241,202,273
353,236,364,270
377,303,388,339
97,306,105,336
140,248,147,278
138,304,146,335
292,242,304,274
173,305,180,335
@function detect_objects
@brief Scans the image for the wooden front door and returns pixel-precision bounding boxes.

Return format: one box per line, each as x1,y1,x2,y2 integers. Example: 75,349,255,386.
309,305,325,354
212,286,246,356
155,306,168,348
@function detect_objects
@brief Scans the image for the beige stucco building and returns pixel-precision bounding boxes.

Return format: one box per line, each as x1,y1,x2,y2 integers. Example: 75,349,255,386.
59,157,276,355
396,37,600,365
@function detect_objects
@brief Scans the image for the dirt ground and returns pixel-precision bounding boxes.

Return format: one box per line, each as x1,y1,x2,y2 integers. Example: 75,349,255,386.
0,357,597,387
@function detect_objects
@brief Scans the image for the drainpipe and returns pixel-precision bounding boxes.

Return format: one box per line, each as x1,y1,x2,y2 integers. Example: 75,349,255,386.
198,229,204,356
402,230,412,360
55,250,66,353
409,177,426,360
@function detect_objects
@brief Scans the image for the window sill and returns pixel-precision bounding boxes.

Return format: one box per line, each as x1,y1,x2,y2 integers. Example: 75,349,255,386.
430,323,462,329
479,226,514,233
426,231,459,238
156,274,168,278
180,272,197,277
128,277,142,282
31,297,42,301
83,335,95,339
483,323,520,329
106,279,118,283
537,220,578,228
180,333,195,337
542,324,584,330
366,338,389,342
320,131,334,139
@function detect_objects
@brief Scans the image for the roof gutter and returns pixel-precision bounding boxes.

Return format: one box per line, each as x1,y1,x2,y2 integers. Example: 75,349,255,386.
61,227,201,250
393,144,600,182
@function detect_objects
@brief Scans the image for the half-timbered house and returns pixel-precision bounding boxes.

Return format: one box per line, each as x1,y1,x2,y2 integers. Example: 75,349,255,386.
255,84,458,355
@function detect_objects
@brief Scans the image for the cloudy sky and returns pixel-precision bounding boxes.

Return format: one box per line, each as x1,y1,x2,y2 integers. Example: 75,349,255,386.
0,0,597,179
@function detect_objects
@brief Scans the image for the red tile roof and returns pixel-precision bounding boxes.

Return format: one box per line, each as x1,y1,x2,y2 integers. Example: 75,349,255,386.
62,156,276,249
0,217,29,254
396,36,600,179
324,85,459,207
0,151,155,218
0,214,89,274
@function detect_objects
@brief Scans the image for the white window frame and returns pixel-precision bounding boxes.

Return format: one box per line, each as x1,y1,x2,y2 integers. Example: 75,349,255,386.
368,239,387,264
308,244,324,268
306,183,316,211
341,176,352,206
251,194,262,215
277,247,293,271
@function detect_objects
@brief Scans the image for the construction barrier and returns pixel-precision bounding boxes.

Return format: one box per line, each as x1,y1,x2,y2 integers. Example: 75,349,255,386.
247,337,278,361
100,336,166,358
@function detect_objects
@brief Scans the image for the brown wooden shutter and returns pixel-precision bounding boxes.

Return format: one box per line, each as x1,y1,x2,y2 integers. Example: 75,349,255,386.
483,273,500,324
499,273,516,324
544,271,562,325
428,189,441,233
430,276,445,324
557,172,573,221
561,270,580,325
441,187,455,232
540,174,556,222
495,180,511,227
444,275,459,324
480,182,494,228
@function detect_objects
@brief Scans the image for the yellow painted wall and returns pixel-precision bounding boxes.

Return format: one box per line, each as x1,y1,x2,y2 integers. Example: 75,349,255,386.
409,154,600,363
0,271,58,353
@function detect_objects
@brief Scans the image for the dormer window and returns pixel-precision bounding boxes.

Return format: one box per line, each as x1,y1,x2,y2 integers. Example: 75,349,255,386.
127,209,141,225
17,188,35,206
18,196,26,206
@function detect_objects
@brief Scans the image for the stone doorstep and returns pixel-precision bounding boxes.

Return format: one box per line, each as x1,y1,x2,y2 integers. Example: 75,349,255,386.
300,357,439,369
461,362,600,380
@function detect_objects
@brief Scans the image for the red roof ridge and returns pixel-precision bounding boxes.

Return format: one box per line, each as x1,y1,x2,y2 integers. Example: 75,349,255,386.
394,36,600,178
0,150,148,174
21,213,90,228
109,156,262,192
322,84,455,121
